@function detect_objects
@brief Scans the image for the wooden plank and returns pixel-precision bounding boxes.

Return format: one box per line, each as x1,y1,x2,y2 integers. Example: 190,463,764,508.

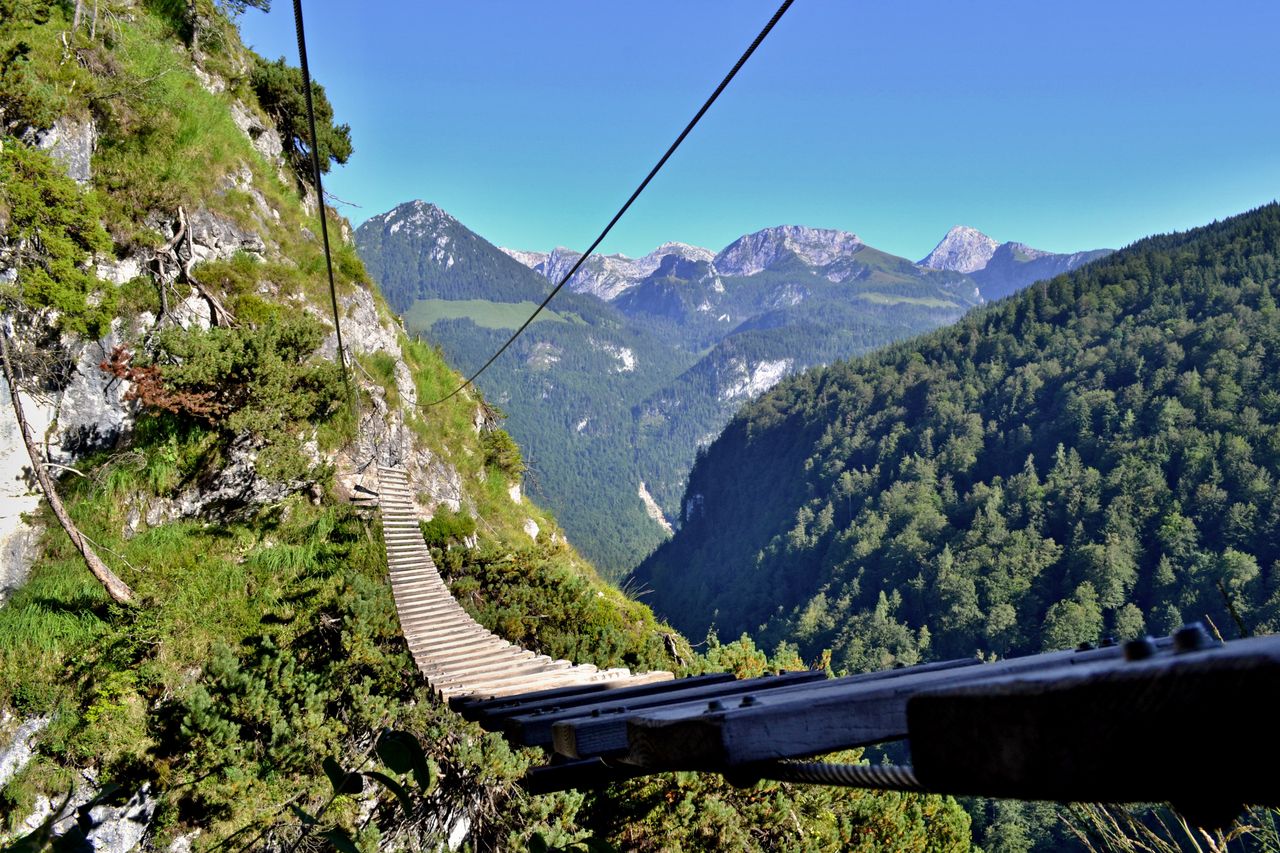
406,632,507,657
622,655,1023,769
404,628,494,650
907,633,1280,816
621,643,1175,770
455,672,736,724
429,658,570,685
440,662,583,696
454,669,630,700
425,654,552,683
548,670,829,758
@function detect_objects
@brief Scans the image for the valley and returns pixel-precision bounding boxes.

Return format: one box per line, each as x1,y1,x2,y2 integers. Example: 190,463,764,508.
358,202,1107,577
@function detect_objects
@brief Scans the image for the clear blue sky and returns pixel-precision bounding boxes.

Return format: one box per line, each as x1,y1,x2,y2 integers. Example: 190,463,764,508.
238,1,1280,261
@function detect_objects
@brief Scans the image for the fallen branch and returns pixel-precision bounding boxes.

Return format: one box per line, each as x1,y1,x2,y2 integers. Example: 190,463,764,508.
1,328,134,604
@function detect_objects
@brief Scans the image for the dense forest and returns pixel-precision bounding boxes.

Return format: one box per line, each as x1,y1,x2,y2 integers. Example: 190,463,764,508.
635,204,1280,674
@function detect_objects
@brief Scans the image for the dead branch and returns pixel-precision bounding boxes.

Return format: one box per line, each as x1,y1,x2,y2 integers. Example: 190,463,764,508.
148,207,237,334
1,327,134,604
178,207,235,328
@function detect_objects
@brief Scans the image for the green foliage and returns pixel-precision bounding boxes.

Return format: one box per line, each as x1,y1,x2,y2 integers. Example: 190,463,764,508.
91,16,256,241
0,140,114,337
419,508,476,548
250,55,352,186
138,316,343,479
637,204,1280,678
434,538,683,674
149,316,340,431
0,0,94,135
583,760,972,852
482,427,526,478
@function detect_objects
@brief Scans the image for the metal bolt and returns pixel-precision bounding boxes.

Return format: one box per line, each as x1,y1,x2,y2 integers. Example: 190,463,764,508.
1076,641,1096,652
740,695,758,707
707,699,725,712
1123,635,1158,662
1173,622,1214,653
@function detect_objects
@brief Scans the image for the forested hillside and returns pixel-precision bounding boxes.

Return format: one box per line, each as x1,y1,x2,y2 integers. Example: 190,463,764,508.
0,2,972,849
635,204,1280,674
359,209,996,575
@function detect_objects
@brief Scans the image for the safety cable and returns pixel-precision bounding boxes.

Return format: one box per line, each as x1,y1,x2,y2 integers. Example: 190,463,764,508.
426,0,796,406
751,761,925,793
292,0,352,401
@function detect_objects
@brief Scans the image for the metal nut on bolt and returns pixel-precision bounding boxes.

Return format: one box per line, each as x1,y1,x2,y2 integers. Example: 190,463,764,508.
1123,635,1158,661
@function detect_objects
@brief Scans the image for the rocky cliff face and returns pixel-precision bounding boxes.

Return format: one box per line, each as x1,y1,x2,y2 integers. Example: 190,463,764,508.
712,225,864,278
918,225,1000,273
919,225,1112,300
505,241,715,301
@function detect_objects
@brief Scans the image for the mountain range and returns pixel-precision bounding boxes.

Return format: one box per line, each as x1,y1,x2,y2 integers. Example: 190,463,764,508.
357,201,1109,576
632,204,1280,676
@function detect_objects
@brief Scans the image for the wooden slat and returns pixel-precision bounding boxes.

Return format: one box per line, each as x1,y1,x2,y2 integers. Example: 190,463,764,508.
454,672,737,723
907,633,1280,810
619,644,1178,770
622,655,997,769
376,465,678,704
549,670,829,758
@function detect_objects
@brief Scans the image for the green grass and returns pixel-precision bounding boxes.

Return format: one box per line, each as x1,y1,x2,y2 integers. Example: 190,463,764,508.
855,292,961,308
403,299,566,331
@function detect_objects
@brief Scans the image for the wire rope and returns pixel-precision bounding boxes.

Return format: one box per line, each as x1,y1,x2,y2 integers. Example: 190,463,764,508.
425,0,796,406
292,0,352,402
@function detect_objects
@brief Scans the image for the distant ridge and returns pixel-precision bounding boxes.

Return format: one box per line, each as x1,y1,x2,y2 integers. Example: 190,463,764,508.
920,225,1112,301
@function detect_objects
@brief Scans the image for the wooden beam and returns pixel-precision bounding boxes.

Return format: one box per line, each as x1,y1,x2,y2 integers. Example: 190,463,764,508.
907,632,1280,819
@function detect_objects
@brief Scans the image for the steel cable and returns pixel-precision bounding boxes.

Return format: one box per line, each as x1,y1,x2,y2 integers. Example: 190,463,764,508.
756,761,926,792
292,0,352,402
425,0,796,406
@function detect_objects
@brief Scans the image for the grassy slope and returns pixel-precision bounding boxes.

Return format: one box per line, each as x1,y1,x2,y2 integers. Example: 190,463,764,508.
403,297,568,330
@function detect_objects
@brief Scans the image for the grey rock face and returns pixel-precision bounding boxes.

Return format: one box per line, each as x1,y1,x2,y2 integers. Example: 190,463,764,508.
229,100,283,164
9,768,156,853
83,786,156,853
184,208,267,262
36,117,96,185
499,248,549,270
712,225,863,277
919,226,1113,301
320,286,401,362
0,370,42,604
0,713,50,791
508,242,715,301
369,199,458,238
53,326,135,461
918,225,1000,273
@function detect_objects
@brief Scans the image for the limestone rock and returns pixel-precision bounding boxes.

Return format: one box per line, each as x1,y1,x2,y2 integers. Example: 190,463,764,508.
918,225,1000,274
713,225,863,278
35,117,96,185
229,99,283,164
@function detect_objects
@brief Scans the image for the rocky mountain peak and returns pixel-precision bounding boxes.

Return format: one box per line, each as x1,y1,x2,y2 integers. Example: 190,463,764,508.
516,242,715,301
918,225,1000,273
499,247,550,270
648,242,715,265
1000,241,1052,262
712,225,863,277
368,199,457,237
